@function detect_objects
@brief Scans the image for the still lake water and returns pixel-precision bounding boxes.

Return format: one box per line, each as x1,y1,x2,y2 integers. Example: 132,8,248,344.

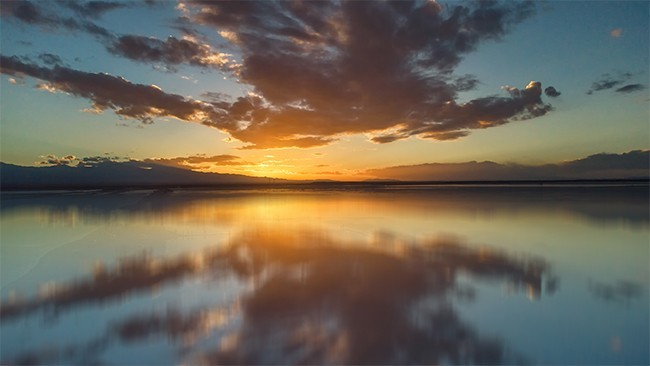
0,186,648,365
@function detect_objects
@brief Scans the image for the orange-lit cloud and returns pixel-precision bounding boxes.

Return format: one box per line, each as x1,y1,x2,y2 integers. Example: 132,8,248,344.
144,154,248,170
37,154,77,166
610,28,623,38
1,1,562,150
107,34,238,72
0,55,226,126
184,1,558,148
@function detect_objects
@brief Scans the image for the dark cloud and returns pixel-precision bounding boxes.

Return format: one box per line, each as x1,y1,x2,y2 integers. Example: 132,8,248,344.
1,55,318,148
4,1,560,149
38,154,77,166
0,0,113,39
2,1,231,72
38,53,63,66
370,135,405,144
589,80,620,93
201,91,231,103
544,86,561,97
31,152,248,171
0,0,42,23
0,55,230,127
175,0,552,148
615,83,645,93
79,155,127,166
367,150,650,181
107,34,235,71
586,72,636,94
56,0,128,19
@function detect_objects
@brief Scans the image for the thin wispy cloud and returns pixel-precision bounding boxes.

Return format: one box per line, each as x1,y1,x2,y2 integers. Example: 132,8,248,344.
37,154,77,166
107,34,237,72
37,53,64,66
0,55,222,125
55,0,131,19
0,0,114,38
587,72,645,95
615,84,645,93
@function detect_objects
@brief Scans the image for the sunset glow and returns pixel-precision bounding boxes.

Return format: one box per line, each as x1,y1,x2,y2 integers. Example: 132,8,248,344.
0,0,647,182
1,3,649,364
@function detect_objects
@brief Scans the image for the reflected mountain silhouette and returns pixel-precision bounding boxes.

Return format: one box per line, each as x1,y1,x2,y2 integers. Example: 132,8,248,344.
2,227,556,365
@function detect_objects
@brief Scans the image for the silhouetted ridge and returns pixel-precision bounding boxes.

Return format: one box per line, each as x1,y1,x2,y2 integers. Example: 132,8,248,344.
0,161,286,189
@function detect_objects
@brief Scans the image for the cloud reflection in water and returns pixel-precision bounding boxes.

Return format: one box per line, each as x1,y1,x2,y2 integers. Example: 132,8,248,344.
2,226,556,365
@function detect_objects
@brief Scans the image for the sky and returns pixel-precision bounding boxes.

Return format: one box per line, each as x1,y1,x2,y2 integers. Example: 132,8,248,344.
0,0,648,180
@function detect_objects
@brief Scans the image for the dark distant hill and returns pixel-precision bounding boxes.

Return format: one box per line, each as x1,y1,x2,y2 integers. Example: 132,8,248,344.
0,161,289,189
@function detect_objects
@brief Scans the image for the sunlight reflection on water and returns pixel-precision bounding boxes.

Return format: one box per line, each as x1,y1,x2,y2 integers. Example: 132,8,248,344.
1,186,648,365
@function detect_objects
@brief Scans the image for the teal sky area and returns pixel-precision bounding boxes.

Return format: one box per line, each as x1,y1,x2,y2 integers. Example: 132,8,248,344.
0,0,648,180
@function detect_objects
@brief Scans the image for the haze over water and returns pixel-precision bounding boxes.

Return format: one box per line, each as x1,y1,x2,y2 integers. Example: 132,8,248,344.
0,186,648,365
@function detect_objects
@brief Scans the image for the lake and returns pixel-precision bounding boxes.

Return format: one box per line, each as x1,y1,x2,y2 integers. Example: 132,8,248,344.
1,185,648,365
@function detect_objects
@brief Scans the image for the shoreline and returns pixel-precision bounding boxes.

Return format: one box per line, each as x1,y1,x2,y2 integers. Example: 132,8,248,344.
1,178,648,193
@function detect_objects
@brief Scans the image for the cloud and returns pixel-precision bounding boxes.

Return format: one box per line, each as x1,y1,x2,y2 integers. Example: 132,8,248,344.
79,155,128,166
4,1,560,149
56,0,129,19
38,53,63,66
1,1,233,72
144,154,247,170
0,0,46,24
0,55,228,127
0,54,333,148
610,28,623,38
586,72,642,95
37,154,77,166
32,153,248,171
35,154,128,167
0,0,113,38
367,150,650,181
544,86,561,98
615,84,645,93
107,34,237,72
173,1,559,148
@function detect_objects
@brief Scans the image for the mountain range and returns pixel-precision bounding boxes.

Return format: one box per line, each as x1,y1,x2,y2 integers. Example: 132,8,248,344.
0,161,286,189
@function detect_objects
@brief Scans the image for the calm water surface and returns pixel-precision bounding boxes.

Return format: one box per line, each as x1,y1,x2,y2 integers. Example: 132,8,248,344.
1,186,648,365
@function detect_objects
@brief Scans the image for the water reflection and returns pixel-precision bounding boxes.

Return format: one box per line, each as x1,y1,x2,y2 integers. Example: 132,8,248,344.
195,229,553,365
1,187,647,365
2,227,555,364
588,280,644,304
1,186,648,229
